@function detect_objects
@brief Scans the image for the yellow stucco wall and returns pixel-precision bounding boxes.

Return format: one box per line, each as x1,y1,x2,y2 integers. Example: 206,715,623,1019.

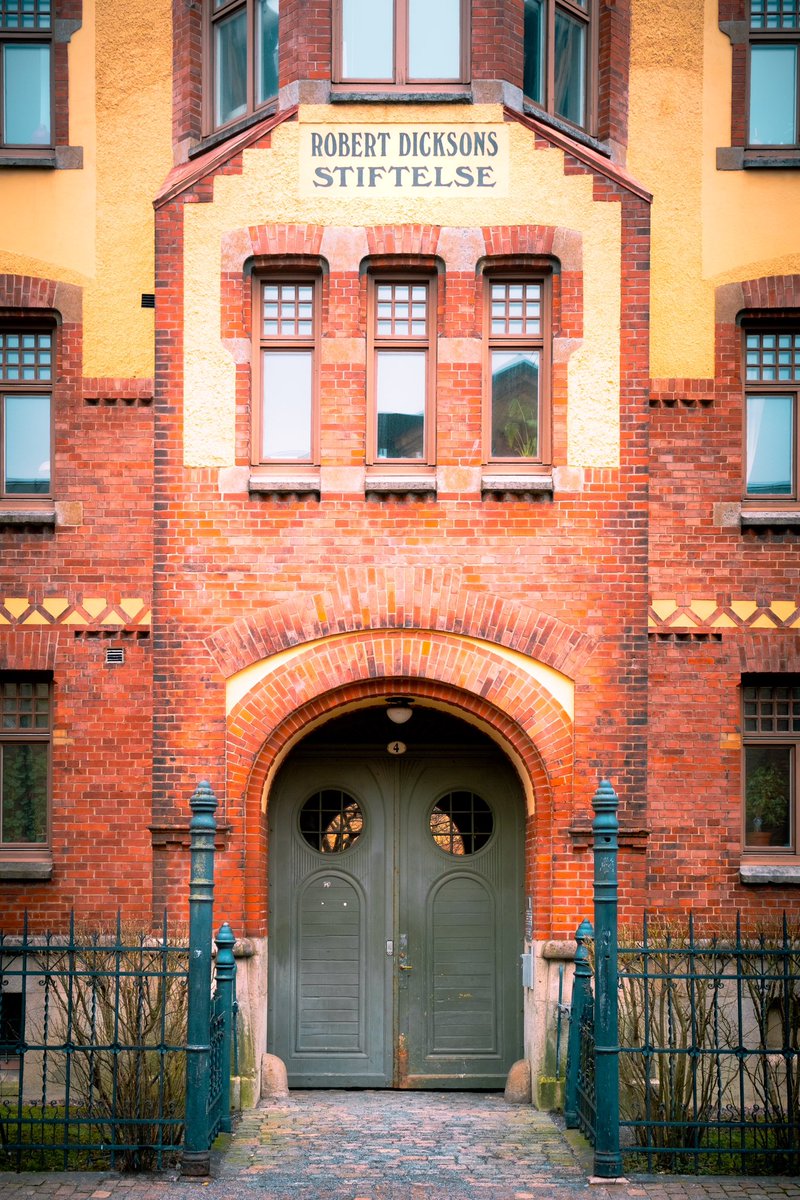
629,0,800,380
183,104,622,469
0,0,172,378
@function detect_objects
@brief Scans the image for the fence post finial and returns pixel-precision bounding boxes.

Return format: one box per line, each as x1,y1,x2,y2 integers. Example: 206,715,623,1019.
591,778,623,1179
181,780,218,1177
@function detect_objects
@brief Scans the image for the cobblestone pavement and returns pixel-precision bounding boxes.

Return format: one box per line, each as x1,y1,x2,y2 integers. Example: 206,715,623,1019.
2,1091,800,1200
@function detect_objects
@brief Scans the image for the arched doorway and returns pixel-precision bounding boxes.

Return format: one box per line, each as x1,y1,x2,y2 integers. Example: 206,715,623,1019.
267,705,525,1089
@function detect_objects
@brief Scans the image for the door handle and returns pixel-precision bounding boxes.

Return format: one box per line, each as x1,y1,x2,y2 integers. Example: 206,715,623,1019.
399,963,413,971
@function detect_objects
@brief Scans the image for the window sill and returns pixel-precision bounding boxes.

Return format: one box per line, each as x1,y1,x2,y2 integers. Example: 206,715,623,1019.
740,861,800,886
189,105,278,160
740,509,800,528
249,472,320,496
481,473,553,498
717,146,800,170
0,506,56,526
330,89,472,104
0,855,53,881
0,146,83,170
521,103,609,158
365,474,437,497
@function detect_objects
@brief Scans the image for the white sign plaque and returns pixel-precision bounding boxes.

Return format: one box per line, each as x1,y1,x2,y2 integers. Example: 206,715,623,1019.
300,124,510,196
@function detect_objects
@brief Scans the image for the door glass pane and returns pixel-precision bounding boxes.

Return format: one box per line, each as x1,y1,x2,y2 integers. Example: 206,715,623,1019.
554,9,586,127
749,44,798,144
341,0,393,80
408,0,461,80
215,7,248,126
1,742,48,844
4,394,50,493
746,394,793,495
745,745,792,849
430,792,494,855
376,351,425,459
523,0,544,102
491,351,539,458
3,43,50,144
256,0,279,103
261,351,312,459
299,790,364,852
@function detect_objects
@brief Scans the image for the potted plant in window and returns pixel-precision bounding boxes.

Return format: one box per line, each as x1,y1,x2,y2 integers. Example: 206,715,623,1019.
746,762,789,846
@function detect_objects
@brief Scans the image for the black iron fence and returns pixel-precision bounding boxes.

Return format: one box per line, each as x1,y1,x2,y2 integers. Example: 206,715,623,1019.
1,781,236,1176
618,912,800,1175
0,912,189,1171
564,780,800,1177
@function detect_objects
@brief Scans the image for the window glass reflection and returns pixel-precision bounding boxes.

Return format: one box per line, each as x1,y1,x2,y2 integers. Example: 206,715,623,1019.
4,394,50,494
491,351,539,458
262,351,312,459
746,394,794,495
1,742,48,844
523,0,544,102
215,7,247,126
745,745,792,849
376,351,425,459
257,0,280,103
408,0,460,79
3,44,50,144
430,792,494,855
299,790,364,853
554,9,586,126
341,0,393,79
749,44,797,144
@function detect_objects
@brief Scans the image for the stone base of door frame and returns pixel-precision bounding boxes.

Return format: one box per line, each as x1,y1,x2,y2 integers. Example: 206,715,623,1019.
527,937,577,1111
261,1053,289,1098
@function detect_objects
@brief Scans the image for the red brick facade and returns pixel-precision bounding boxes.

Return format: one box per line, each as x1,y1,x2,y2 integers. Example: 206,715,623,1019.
0,271,153,927
2,1,798,954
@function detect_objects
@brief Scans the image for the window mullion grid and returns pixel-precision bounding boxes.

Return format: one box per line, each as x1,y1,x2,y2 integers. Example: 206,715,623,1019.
396,0,407,85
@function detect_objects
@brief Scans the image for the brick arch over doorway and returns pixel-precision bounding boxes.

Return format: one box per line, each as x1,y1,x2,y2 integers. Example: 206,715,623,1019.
229,639,573,936
204,566,596,679
207,570,593,936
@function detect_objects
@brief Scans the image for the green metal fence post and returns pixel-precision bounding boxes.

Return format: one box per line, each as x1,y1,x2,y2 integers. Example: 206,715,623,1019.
214,922,237,1134
181,780,218,1178
564,918,594,1129
592,778,623,1179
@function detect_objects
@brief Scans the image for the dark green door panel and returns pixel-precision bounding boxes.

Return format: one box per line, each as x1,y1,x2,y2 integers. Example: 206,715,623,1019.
268,749,523,1089
398,759,523,1088
429,876,496,1053
296,873,364,1053
268,758,392,1086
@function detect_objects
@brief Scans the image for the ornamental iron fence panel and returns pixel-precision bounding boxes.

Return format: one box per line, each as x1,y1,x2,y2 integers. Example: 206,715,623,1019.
618,911,800,1176
0,911,190,1171
0,782,236,1175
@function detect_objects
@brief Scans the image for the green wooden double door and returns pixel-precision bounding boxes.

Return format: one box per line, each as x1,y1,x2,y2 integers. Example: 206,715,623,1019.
268,751,523,1088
